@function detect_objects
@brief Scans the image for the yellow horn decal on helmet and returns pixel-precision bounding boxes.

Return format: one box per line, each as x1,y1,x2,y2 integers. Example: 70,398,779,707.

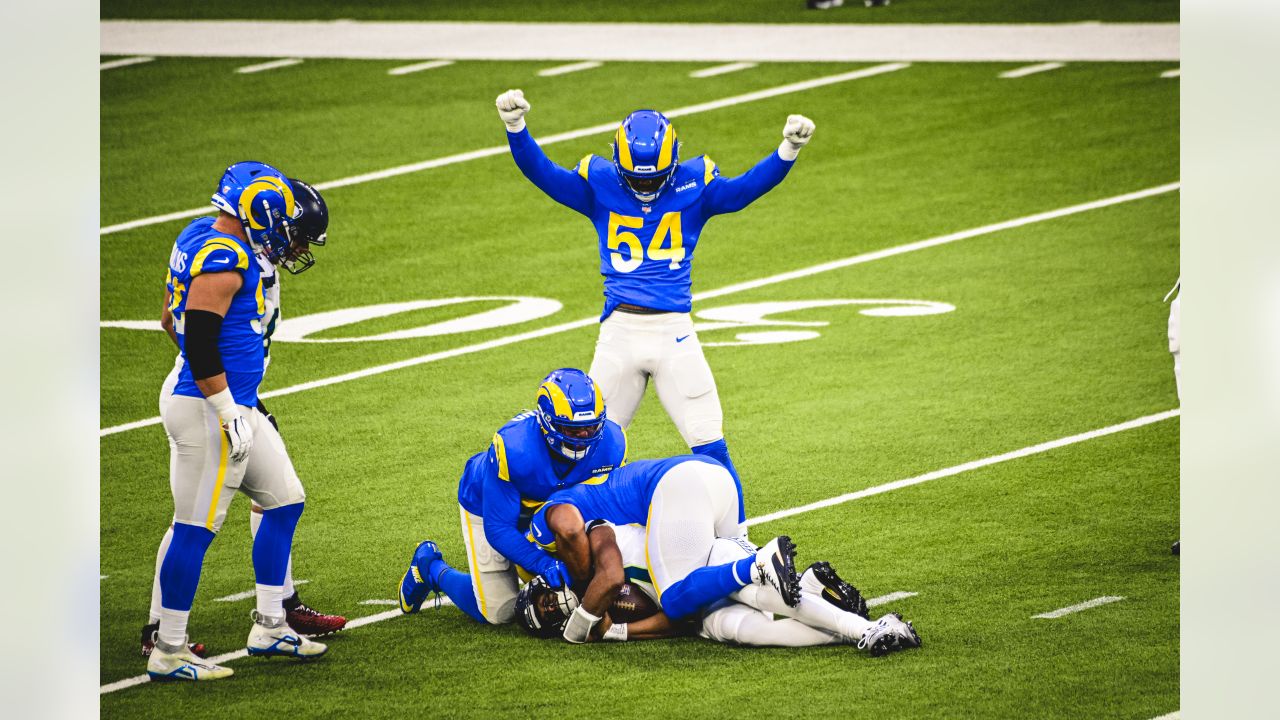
538,382,573,418
258,175,296,217
593,383,604,416
656,126,676,170
615,125,634,171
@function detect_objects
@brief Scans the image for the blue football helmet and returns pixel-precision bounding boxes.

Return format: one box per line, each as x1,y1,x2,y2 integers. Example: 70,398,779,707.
281,178,328,275
613,110,678,203
535,368,606,461
210,161,298,265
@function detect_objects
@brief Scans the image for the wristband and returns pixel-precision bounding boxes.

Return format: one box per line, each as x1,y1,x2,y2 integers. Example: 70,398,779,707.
505,118,526,133
602,623,628,642
562,605,602,644
206,388,239,424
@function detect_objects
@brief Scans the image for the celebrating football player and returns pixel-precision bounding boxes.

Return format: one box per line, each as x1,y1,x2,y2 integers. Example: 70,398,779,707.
142,178,345,660
146,162,330,682
496,88,816,523
519,458,921,655
398,368,627,625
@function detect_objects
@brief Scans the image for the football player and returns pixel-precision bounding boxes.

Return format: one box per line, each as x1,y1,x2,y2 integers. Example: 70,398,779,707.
142,178,345,659
523,492,920,655
496,88,816,524
147,162,329,681
397,368,627,625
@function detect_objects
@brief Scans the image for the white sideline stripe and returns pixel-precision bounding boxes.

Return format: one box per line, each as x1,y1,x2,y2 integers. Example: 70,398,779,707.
1160,68,1180,78
866,591,918,608
1032,595,1125,619
999,62,1065,79
358,599,400,605
235,58,303,74
690,62,758,79
100,410,1175,694
97,63,908,235
100,56,154,71
213,579,308,603
537,60,603,77
387,59,455,75
745,410,1179,527
99,180,1178,438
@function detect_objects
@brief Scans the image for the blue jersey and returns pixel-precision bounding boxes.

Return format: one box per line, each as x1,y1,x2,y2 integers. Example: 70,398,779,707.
166,217,266,406
456,411,628,577
529,455,724,544
506,128,794,319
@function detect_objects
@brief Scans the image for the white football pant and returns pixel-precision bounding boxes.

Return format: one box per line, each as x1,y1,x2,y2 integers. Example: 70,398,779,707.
1168,289,1181,402
589,311,725,447
644,460,741,601
458,506,520,624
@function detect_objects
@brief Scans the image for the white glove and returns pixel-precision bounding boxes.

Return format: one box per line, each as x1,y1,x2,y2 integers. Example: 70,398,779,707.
496,89,530,133
562,605,602,644
778,114,816,161
207,388,254,462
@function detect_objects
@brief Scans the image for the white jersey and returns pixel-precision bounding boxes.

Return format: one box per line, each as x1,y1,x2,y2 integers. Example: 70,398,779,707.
258,255,282,371
608,523,660,605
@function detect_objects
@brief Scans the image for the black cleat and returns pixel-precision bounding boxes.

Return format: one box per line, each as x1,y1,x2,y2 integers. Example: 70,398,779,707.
858,612,922,657
754,535,802,607
805,561,870,619
1172,540,1180,556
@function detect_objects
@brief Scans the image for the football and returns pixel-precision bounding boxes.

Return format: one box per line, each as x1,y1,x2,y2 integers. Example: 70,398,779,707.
609,582,660,623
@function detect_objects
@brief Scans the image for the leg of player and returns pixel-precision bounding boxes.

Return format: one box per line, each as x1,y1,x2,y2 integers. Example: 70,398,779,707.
249,504,347,635
1167,281,1180,556
453,506,520,623
701,601,844,647
238,412,326,659
587,314,650,430
398,539,488,623
141,524,208,658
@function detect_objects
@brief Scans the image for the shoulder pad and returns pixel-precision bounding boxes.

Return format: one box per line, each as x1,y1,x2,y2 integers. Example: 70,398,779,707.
702,155,719,185
575,154,597,181
190,238,250,277
494,414,543,482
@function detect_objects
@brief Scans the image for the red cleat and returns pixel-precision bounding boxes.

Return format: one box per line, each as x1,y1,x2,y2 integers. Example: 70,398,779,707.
140,623,206,658
284,594,347,637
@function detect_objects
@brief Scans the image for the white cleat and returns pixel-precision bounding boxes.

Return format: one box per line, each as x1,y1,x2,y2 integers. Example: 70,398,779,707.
246,611,328,659
146,640,234,681
857,612,922,657
753,536,802,607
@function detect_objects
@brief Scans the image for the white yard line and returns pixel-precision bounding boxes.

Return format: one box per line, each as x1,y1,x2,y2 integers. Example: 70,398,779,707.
1032,596,1125,619
358,599,400,605
1160,68,1180,78
100,20,1181,62
999,62,1065,79
98,63,907,235
746,410,1178,527
100,180,1178,437
213,579,309,603
866,591,918,608
387,59,455,76
100,409,1177,694
100,56,154,71
690,62,758,79
235,58,303,74
537,60,603,77
1149,712,1180,720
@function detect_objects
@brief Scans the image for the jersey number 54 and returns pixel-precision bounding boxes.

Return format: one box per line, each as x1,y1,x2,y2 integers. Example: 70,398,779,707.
607,211,685,273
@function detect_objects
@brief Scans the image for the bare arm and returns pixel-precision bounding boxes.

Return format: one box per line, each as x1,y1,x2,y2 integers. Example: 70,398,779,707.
185,271,241,398
578,524,624,618
546,503,593,584
160,289,179,349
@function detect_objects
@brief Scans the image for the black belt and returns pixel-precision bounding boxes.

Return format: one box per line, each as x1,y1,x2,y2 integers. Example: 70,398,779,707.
615,303,668,315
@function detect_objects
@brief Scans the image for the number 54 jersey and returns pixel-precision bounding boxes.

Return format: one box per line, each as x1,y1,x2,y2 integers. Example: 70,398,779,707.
505,129,795,320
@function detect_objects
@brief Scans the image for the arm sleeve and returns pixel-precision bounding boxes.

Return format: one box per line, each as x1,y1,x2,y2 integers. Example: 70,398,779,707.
480,449,558,577
701,151,794,216
506,128,594,216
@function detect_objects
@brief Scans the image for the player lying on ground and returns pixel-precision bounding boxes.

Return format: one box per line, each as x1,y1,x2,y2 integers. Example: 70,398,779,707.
143,178,345,659
399,368,626,624
147,162,329,682
517,516,919,655
518,455,920,654
496,89,815,521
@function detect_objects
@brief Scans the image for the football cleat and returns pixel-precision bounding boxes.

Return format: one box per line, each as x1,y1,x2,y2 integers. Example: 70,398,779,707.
800,562,869,619
857,612,922,657
399,540,444,614
140,622,206,658
147,640,233,682
246,611,328,659
1172,540,1180,556
284,593,347,636
753,536,802,608
534,369,607,462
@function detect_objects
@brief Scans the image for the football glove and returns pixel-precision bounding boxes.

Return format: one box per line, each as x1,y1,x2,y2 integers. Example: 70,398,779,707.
779,114,816,161
208,388,253,462
542,559,571,589
562,605,602,644
496,89,531,133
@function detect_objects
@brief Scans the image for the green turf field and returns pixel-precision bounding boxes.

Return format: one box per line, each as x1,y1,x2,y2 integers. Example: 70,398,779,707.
100,53,1179,717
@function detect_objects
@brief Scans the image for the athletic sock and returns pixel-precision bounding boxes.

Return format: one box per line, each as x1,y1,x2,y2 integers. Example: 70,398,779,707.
691,438,746,523
148,524,175,624
659,559,754,620
251,508,296,600
428,560,488,624
157,523,216,645
252,503,304,620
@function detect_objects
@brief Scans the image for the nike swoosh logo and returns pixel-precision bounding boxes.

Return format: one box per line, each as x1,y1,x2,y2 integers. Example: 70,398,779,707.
676,335,690,343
